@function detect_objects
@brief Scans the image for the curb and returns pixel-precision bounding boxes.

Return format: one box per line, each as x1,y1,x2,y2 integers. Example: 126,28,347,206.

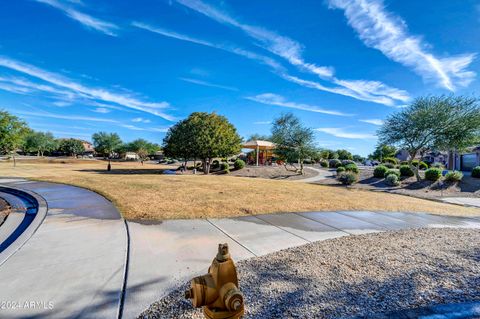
0,185,48,266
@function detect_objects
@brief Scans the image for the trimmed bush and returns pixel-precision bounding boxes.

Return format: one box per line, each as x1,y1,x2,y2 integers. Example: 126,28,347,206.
444,171,463,183
399,165,414,177
320,160,328,168
385,169,400,178
385,174,400,186
220,162,229,172
384,162,395,169
400,161,409,166
336,166,346,174
418,161,428,170
374,165,388,178
472,166,480,178
344,163,359,174
329,159,342,168
233,159,245,170
341,160,355,166
212,160,220,169
431,162,444,169
425,168,442,181
383,157,399,165
338,172,358,185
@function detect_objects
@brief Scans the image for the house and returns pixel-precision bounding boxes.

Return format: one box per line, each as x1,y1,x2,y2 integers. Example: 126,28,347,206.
80,140,95,155
448,147,480,171
124,152,139,160
422,151,448,166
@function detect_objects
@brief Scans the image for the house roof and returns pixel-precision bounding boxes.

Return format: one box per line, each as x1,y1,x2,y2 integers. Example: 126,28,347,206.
242,140,276,150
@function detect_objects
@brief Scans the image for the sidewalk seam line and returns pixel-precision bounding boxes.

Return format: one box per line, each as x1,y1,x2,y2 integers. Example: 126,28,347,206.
206,219,258,257
293,212,355,236
253,214,312,243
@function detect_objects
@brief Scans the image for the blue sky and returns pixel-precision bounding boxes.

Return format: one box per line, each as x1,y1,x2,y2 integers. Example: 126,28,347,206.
0,0,479,156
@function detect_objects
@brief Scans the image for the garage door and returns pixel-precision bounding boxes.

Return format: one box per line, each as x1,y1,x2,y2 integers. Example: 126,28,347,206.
461,153,477,171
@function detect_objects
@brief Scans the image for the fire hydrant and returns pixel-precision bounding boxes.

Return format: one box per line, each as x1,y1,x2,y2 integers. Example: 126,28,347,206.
185,243,244,319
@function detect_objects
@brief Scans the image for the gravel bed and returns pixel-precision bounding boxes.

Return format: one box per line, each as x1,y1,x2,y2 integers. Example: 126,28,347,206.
139,228,480,319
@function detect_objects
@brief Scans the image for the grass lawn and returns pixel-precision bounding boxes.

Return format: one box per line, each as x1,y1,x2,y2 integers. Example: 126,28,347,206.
0,159,479,220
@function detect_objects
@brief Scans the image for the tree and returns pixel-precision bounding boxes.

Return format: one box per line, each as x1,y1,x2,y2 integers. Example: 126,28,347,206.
378,96,480,181
125,139,161,160
369,144,397,161
336,149,353,160
163,118,197,167
247,133,271,141
164,112,242,174
24,131,57,156
352,154,365,163
92,132,123,158
58,139,85,157
0,110,29,166
271,113,316,175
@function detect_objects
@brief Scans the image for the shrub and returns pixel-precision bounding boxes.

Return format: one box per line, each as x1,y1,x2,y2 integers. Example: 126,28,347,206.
444,171,463,183
418,161,428,170
411,160,419,166
233,159,245,170
385,174,400,186
400,161,409,166
383,157,399,165
344,163,359,174
336,166,346,174
374,165,389,178
385,169,400,178
472,166,480,178
341,160,355,166
329,159,342,168
337,172,358,185
425,168,442,181
431,162,445,169
212,160,220,169
383,162,395,169
399,165,414,177
220,162,229,172
320,160,328,168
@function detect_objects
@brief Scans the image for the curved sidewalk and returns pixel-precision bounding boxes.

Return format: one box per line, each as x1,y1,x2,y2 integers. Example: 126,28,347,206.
295,166,334,183
0,179,127,319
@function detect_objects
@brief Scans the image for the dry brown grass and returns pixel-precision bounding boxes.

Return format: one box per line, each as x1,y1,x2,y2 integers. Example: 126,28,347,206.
1,159,479,220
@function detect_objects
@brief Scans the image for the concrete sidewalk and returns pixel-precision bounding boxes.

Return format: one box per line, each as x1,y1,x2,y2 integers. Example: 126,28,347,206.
441,196,480,208
0,179,127,319
123,210,480,318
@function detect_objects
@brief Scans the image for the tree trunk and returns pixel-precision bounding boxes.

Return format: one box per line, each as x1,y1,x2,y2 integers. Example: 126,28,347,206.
203,158,211,175
13,153,16,168
408,152,421,182
300,160,304,175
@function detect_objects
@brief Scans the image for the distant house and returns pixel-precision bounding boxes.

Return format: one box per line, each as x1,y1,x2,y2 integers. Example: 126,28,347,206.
395,149,411,162
422,151,448,166
448,147,480,171
80,140,95,155
124,152,139,160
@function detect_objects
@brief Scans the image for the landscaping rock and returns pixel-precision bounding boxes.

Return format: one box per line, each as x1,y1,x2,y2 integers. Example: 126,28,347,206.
140,228,480,319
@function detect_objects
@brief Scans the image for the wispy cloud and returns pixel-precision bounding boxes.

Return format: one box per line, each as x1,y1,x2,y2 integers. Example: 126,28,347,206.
180,77,238,91
315,127,376,139
174,0,410,106
253,121,271,125
328,0,476,90
132,21,282,70
35,0,119,36
247,93,351,116
175,0,334,78
359,119,383,125
92,107,110,113
15,110,118,123
0,56,175,121
132,117,151,123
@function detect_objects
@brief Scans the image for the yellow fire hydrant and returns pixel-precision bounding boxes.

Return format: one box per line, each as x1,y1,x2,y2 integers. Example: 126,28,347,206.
185,243,244,319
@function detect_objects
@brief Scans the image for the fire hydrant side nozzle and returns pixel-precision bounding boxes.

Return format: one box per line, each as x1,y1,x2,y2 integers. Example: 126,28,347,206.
185,243,245,319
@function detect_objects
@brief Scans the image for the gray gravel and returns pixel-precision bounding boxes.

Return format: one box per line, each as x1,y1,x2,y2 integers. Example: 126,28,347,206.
139,228,480,319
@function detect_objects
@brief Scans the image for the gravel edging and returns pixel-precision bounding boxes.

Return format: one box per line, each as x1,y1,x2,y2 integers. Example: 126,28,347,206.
139,228,480,319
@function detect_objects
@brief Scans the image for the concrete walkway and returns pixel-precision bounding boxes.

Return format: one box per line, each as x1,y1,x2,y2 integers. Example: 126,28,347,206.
0,179,127,319
1,179,480,318
441,196,480,208
295,166,334,183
